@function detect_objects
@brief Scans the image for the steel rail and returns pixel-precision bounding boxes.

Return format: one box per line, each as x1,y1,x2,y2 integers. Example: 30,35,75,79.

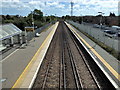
69,28,101,89
42,32,58,89
64,28,83,89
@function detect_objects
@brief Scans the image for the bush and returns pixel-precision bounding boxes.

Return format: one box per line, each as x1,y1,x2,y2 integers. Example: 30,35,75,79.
4,20,14,23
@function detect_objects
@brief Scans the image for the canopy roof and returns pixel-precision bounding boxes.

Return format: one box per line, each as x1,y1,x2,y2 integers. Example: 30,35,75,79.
0,23,22,40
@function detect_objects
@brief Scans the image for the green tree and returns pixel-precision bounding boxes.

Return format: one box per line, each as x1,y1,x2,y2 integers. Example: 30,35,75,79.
33,9,43,21
6,14,11,20
109,12,116,17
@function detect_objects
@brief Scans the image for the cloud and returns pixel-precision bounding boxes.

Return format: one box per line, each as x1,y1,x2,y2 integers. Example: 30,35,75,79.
47,2,58,6
1,0,119,16
2,0,20,2
57,4,65,8
118,1,120,15
74,4,80,9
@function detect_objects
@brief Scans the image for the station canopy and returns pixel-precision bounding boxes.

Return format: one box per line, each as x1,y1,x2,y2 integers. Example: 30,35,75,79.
0,23,22,40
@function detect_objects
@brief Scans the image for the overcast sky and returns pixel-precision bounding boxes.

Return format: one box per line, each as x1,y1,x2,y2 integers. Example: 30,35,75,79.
0,0,119,16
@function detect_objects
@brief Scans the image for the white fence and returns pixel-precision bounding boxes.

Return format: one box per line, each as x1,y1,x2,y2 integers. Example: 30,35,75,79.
67,21,120,52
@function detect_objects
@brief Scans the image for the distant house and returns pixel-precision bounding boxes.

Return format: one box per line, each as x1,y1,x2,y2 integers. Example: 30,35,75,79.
0,23,22,51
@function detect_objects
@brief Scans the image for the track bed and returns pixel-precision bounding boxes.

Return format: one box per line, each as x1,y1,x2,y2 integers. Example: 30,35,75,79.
32,21,115,89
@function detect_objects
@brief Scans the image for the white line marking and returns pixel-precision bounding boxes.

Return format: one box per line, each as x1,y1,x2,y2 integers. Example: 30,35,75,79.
28,22,59,88
0,49,19,62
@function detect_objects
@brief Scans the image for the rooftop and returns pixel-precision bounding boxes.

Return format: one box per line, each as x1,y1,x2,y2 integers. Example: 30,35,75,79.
0,23,22,40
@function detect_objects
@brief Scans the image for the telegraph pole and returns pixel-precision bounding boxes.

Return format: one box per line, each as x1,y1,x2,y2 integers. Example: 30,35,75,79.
71,1,73,16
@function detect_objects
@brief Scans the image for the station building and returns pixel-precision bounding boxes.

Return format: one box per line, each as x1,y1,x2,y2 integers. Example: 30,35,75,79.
0,23,22,52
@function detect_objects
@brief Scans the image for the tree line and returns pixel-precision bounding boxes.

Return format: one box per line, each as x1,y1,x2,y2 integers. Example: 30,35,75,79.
1,9,58,30
62,12,119,27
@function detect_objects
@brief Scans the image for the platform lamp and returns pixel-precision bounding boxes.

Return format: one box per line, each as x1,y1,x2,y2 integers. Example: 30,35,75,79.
54,14,57,22
98,12,105,44
98,12,104,28
21,2,35,45
45,14,48,22
80,14,83,24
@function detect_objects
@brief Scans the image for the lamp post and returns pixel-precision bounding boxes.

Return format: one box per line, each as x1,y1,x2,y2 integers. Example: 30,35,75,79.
80,14,83,24
54,14,57,22
22,2,35,44
98,12,104,28
98,12,106,46
45,14,47,22
31,11,35,42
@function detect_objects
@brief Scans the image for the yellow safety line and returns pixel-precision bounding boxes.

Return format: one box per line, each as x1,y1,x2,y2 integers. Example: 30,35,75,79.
68,24,120,81
11,25,56,89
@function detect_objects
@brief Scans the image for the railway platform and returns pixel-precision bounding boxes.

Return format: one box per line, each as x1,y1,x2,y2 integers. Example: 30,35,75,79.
1,22,59,88
2,21,119,89
65,22,120,89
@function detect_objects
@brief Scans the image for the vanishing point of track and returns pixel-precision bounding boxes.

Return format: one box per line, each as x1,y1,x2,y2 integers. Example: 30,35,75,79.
32,21,115,89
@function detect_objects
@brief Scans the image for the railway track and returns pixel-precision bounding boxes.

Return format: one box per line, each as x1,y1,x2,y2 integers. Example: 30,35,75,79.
32,21,115,89
61,24,82,88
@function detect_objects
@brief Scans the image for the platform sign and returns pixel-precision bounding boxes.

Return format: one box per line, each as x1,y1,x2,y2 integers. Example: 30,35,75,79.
24,27,35,45
25,27,34,31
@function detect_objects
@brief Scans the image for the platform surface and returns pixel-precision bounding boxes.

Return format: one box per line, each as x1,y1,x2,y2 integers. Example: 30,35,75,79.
1,22,58,89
